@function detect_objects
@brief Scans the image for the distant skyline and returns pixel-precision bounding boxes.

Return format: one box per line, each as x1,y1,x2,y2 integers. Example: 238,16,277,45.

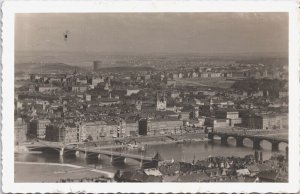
15,13,288,55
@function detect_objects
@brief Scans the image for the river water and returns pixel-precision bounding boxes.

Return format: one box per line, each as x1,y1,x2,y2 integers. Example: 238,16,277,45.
15,138,288,174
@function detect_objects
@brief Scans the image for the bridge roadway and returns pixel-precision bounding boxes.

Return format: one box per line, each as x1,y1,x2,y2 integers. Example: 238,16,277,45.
24,142,161,169
75,147,154,161
208,131,288,151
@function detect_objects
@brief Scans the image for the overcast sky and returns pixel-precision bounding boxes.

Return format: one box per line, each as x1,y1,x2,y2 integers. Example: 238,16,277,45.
15,13,288,55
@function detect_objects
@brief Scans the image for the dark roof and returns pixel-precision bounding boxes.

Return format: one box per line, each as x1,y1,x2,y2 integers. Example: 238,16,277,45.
145,175,162,182
216,108,238,113
154,110,178,116
246,164,260,172
105,120,117,125
244,176,257,182
258,170,279,181
195,160,210,168
177,173,201,182
99,98,119,102
181,105,194,112
153,152,164,161
151,117,181,122
120,170,148,182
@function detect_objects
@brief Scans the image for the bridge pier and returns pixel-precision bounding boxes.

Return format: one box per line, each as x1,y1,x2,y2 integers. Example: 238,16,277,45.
272,142,279,151
60,147,64,156
236,137,244,147
75,150,80,157
208,133,214,142
59,155,64,163
84,147,88,159
220,135,228,145
253,138,261,150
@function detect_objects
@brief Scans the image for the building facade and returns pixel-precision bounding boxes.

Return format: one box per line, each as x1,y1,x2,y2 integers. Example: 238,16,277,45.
45,123,65,142
15,118,27,145
147,118,183,135
205,117,230,129
241,113,287,130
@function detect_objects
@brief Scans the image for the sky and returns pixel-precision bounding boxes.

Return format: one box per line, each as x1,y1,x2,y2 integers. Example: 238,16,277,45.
15,13,288,55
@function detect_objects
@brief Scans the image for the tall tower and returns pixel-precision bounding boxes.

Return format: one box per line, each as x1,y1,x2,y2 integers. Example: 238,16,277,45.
156,93,167,111
93,61,102,71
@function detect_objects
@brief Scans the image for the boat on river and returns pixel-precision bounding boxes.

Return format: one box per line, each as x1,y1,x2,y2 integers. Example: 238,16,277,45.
127,143,146,151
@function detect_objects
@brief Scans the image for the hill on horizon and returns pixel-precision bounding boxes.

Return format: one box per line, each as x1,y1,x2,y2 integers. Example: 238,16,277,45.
15,62,157,74
15,62,86,74
95,66,157,72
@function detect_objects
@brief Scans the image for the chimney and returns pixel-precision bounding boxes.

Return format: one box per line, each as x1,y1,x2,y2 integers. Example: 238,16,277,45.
254,150,259,162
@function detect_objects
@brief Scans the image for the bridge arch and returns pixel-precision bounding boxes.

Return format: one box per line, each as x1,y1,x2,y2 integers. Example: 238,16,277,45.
85,152,103,160
256,138,288,151
28,146,61,154
225,135,237,146
62,148,78,155
259,139,272,149
228,136,254,147
242,137,253,142
278,141,288,150
209,133,229,141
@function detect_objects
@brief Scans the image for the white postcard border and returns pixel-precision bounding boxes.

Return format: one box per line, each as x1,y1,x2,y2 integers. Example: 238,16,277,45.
2,0,299,193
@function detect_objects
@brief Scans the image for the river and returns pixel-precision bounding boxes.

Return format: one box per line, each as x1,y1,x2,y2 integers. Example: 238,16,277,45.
15,138,288,175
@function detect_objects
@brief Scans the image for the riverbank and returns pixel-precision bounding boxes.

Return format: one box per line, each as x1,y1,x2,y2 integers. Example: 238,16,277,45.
15,162,115,182
140,137,209,147
95,132,208,149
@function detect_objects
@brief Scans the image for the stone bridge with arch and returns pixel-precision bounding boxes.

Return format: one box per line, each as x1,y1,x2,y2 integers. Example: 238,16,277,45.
208,131,288,151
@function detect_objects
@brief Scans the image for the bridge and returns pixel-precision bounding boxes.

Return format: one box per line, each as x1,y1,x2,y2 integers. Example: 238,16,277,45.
208,131,288,151
24,142,163,169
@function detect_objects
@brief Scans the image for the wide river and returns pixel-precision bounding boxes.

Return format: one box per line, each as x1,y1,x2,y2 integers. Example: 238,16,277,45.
15,138,288,173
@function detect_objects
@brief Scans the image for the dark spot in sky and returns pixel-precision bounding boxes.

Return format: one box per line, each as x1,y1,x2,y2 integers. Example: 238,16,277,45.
64,31,69,41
